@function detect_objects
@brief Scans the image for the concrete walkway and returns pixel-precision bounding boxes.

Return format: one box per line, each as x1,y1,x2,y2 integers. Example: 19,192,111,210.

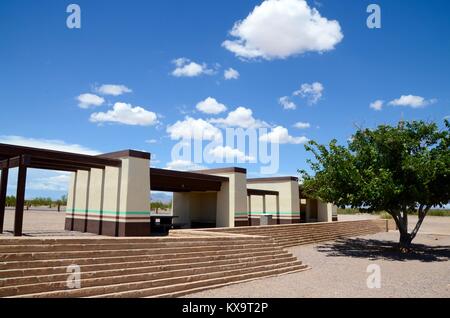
185,231,450,298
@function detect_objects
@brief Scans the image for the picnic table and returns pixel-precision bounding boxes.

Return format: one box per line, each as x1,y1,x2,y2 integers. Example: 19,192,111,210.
150,215,179,236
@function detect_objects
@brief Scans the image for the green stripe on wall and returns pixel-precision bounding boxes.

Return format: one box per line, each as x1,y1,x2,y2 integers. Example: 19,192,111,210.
235,212,300,216
66,209,151,215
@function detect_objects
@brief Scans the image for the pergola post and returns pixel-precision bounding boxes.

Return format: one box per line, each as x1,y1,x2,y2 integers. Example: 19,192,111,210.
276,194,280,225
14,160,27,236
0,164,9,233
262,195,266,214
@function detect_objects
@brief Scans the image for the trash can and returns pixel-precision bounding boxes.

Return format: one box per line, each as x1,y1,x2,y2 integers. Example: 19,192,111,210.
260,214,272,226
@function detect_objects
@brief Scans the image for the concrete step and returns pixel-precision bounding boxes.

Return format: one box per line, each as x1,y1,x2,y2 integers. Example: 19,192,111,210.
0,238,272,253
102,264,310,298
272,226,381,241
0,254,298,296
0,246,282,271
0,254,298,288
0,251,289,278
12,261,306,298
220,223,384,237
0,242,280,262
149,265,311,298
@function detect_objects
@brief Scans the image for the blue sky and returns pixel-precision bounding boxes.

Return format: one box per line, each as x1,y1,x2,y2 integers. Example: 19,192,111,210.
0,0,449,199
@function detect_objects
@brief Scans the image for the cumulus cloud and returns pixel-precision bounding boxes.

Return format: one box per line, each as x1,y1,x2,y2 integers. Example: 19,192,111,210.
259,126,309,144
165,160,206,171
167,117,222,141
222,0,343,60
77,93,105,109
0,135,99,155
208,146,254,162
370,100,384,111
209,107,268,129
28,173,72,191
293,122,311,129
293,82,324,105
96,84,132,96
279,96,297,110
196,97,228,114
388,95,437,108
224,68,240,80
171,58,214,77
90,102,158,126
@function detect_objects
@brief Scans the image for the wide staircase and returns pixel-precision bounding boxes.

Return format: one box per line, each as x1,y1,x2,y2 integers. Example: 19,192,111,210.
203,220,389,248
0,233,308,298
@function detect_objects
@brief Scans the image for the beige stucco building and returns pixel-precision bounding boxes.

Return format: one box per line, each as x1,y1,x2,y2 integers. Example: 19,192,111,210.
63,149,338,236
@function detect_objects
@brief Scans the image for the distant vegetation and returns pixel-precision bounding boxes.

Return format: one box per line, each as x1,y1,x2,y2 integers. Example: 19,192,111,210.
5,195,68,211
338,208,450,217
150,201,172,214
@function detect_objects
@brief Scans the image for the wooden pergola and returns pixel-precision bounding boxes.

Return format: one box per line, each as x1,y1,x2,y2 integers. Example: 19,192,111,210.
149,168,228,192
0,143,121,236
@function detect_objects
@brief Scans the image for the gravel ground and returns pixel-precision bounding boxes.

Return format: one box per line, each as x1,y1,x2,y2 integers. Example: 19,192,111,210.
185,231,450,298
1,208,96,236
339,214,450,235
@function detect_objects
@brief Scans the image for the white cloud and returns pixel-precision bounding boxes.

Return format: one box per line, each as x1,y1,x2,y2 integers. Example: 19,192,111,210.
77,93,105,109
224,68,240,80
165,160,206,171
209,107,268,129
0,135,99,155
294,82,324,105
279,96,297,110
370,100,384,111
171,58,214,77
96,84,132,96
222,0,343,60
388,95,437,108
28,173,71,191
196,97,228,114
293,122,311,129
208,146,254,162
259,126,309,144
145,139,158,144
90,102,158,126
167,117,222,141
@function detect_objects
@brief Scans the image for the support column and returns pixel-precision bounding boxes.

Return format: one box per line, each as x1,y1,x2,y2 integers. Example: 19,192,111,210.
0,165,9,233
14,161,27,236
276,195,280,225
247,195,252,226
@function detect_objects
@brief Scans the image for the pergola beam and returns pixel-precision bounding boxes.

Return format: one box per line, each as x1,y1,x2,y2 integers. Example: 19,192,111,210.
0,143,121,168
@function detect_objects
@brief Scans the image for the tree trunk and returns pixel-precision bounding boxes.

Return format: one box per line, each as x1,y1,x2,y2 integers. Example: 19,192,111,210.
399,230,413,252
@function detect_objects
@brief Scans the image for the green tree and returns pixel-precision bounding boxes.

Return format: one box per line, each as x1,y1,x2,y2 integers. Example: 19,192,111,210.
300,120,450,251
150,201,166,214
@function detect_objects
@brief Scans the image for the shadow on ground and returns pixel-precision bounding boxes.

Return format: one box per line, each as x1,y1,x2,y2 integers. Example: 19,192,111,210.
316,238,450,262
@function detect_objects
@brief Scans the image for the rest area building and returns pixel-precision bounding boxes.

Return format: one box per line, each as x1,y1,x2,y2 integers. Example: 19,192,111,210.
0,143,337,237
64,150,338,236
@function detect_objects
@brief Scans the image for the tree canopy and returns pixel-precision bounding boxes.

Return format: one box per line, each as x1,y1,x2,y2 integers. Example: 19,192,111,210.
300,120,449,249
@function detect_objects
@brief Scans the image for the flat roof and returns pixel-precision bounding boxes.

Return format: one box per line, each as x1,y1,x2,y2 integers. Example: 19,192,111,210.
150,168,228,192
247,176,298,183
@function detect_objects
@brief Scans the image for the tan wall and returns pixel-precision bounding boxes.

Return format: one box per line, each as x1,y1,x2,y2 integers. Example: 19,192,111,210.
247,180,300,213
172,192,218,228
209,171,247,228
65,154,151,236
119,157,151,214
172,192,191,227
